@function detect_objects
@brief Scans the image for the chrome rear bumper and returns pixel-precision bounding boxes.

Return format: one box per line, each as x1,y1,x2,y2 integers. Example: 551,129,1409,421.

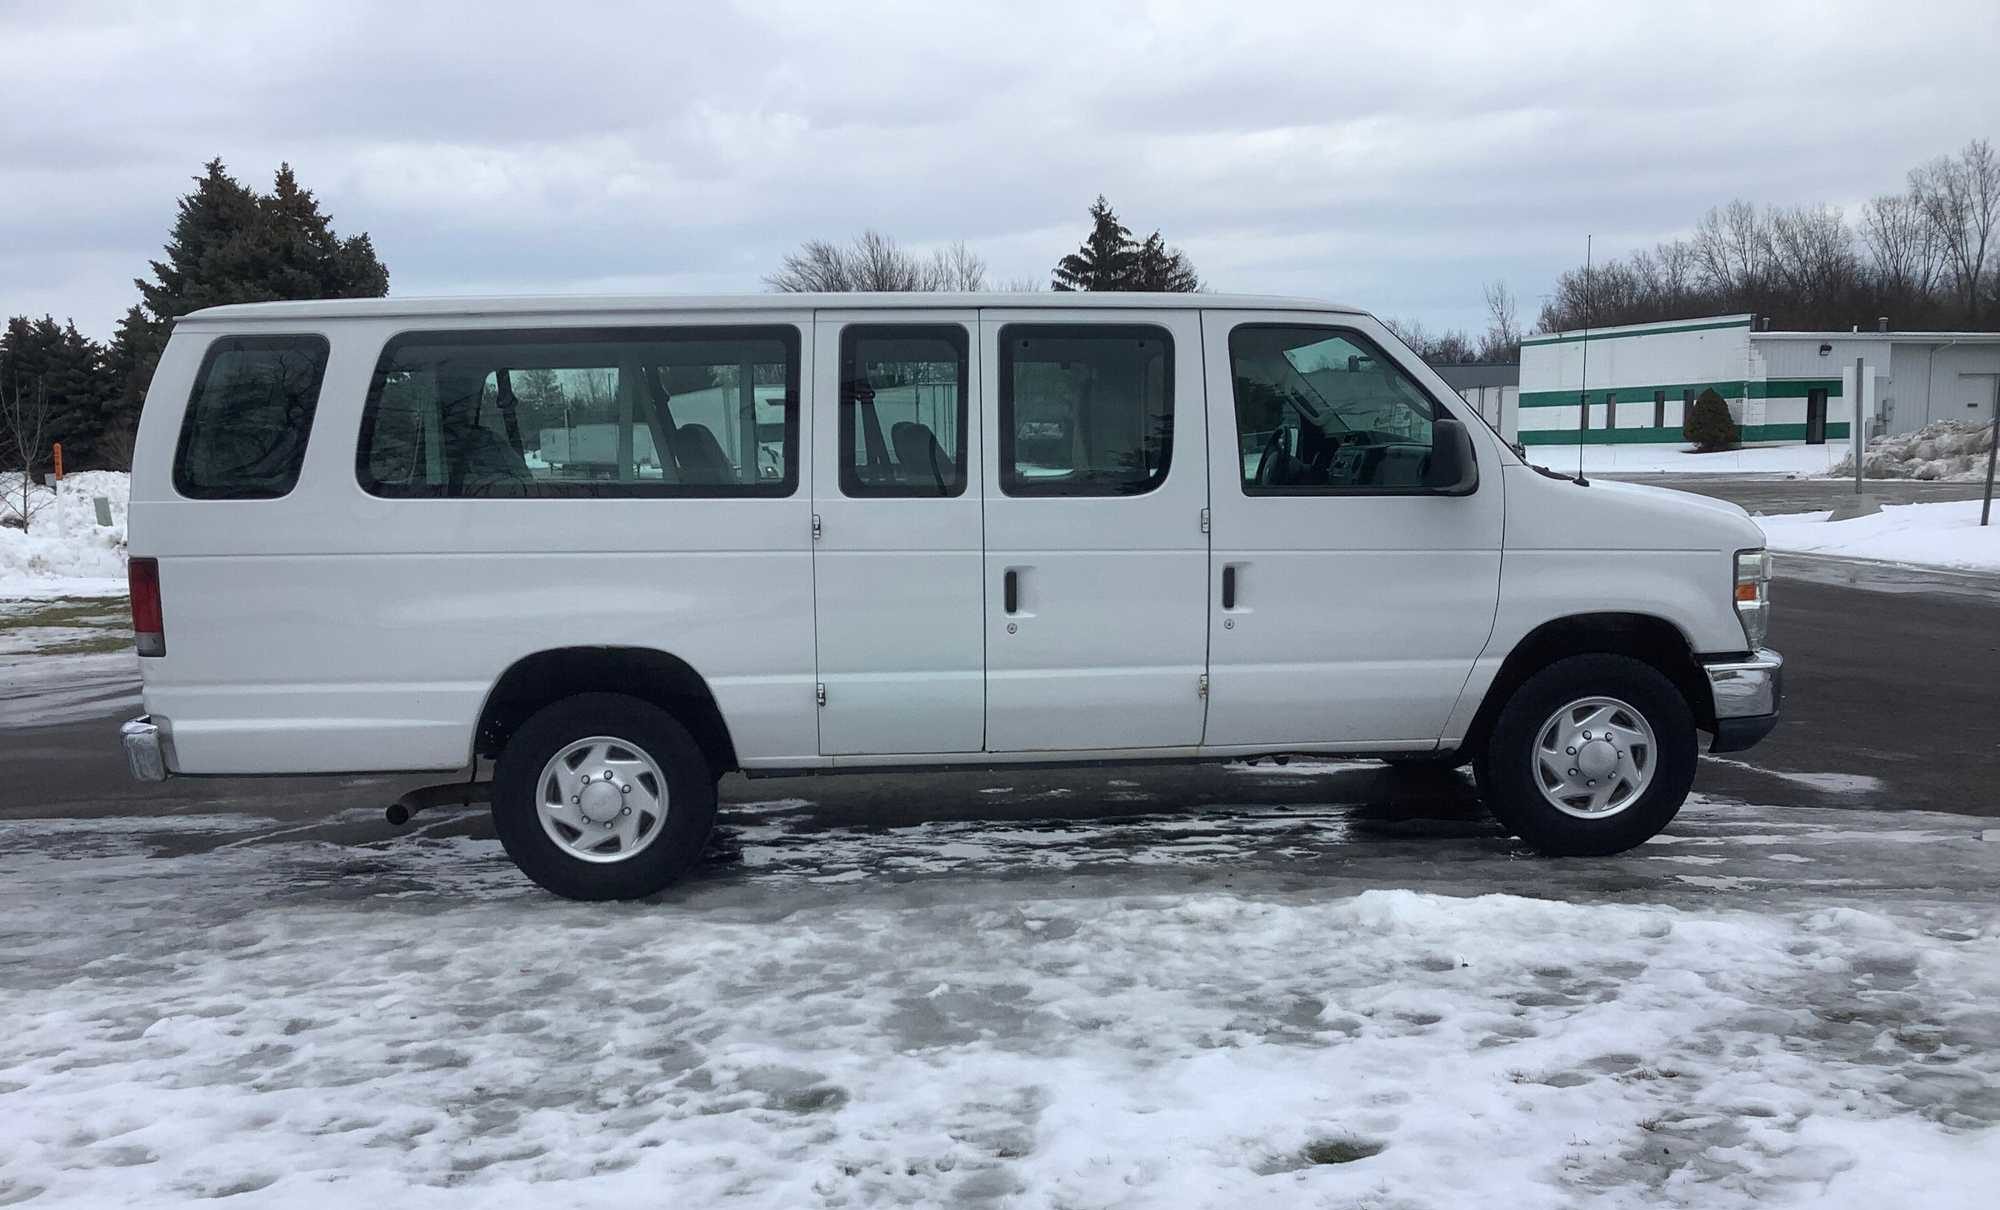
121,716,171,782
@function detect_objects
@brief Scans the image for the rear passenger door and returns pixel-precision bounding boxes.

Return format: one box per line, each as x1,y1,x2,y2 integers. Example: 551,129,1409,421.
978,308,1210,752
809,311,986,754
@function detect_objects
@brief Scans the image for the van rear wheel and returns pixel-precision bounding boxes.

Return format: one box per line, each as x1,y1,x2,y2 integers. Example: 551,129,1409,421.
1478,654,1696,856
492,693,717,900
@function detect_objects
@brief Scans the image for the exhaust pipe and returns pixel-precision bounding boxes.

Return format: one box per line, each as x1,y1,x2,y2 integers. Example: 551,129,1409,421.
386,779,493,826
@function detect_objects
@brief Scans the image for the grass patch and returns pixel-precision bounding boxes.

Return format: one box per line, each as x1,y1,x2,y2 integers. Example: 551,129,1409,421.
0,596,129,630
1256,1136,1387,1174
35,633,134,656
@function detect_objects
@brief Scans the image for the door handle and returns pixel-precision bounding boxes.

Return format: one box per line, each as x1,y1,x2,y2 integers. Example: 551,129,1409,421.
1004,568,1019,614
1221,564,1236,610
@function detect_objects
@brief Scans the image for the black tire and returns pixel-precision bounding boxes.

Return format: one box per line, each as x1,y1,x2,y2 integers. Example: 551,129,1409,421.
492,692,717,900
1477,654,1697,856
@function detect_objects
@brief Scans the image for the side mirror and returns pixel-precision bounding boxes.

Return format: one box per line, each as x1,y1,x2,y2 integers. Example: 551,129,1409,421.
1425,416,1479,494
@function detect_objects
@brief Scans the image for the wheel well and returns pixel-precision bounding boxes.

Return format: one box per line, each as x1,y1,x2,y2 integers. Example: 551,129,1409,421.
474,647,738,773
1459,614,1715,758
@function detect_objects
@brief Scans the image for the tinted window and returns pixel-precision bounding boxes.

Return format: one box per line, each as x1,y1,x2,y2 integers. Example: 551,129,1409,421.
840,325,968,498
999,324,1171,497
173,335,329,499
358,326,799,498
1230,326,1438,493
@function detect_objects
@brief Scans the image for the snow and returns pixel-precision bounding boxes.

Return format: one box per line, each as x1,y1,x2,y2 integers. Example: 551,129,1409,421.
1833,420,1996,483
3,798,1997,1208
1521,442,1842,476
0,470,131,597
1757,499,2000,572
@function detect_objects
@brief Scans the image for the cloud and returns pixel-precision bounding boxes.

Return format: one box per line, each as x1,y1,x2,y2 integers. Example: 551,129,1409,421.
2,0,1995,339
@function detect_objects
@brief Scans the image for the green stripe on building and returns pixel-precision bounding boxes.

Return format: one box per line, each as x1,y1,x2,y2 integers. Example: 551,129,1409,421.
1519,422,1849,446
1519,377,1843,409
1748,378,1842,399
1520,316,1754,348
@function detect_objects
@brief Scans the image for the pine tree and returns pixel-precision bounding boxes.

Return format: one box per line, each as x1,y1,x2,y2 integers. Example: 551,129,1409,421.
1051,196,1201,292
1052,196,1135,291
111,159,390,409
1126,231,1201,292
0,316,115,468
1683,388,1740,452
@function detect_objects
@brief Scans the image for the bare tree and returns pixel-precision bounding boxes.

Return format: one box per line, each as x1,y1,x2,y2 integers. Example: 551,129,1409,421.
1763,203,1859,316
1384,317,1477,365
1693,199,1769,296
1910,139,2000,324
1478,280,1521,362
1860,193,1943,302
2,375,51,532
766,231,988,292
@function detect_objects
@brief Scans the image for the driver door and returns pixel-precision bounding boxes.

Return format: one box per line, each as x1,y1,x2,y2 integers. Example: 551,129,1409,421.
1201,311,1502,747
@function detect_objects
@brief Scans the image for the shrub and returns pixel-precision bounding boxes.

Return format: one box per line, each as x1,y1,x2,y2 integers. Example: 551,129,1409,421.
1683,389,1740,452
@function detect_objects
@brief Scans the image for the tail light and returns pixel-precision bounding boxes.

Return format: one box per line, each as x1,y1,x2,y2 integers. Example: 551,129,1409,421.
129,557,165,657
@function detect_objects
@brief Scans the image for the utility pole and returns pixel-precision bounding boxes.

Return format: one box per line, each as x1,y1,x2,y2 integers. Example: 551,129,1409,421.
1982,376,1998,527
1853,358,1865,496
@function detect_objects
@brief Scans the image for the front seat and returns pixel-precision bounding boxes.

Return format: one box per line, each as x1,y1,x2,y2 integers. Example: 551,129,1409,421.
674,423,735,485
890,421,954,494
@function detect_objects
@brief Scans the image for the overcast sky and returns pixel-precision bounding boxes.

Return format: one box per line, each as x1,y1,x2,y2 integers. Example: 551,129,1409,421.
4,0,1996,342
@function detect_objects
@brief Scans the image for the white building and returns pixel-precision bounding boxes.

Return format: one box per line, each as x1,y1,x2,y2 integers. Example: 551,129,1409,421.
1516,314,2000,448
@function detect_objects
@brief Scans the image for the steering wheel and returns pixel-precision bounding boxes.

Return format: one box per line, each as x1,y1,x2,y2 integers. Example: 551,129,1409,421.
1253,427,1289,487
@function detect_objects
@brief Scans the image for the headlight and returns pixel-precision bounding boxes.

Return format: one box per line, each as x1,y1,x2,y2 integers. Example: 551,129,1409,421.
1734,548,1771,649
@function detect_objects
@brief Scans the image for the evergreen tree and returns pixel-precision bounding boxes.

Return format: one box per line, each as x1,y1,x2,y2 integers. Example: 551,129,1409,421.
1051,196,1201,292
110,159,389,409
1052,196,1135,291
1126,230,1201,292
1683,388,1740,452
0,316,115,468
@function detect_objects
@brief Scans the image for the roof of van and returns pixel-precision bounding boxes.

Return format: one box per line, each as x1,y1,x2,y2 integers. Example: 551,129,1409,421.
177,292,1365,324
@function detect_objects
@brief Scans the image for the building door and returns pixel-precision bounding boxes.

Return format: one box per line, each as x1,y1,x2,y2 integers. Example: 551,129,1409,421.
977,308,1210,752
1201,313,1503,747
1805,388,1828,444
1964,374,1998,426
810,311,985,755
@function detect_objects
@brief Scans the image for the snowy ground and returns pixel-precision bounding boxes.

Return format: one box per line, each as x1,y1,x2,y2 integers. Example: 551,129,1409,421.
0,471,130,598
1521,443,1842,476
1757,499,2000,573
2,789,1996,1209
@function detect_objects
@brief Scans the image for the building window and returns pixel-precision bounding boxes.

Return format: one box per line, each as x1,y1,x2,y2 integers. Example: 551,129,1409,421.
1605,392,1616,431
1579,395,1589,433
357,325,799,498
999,324,1172,497
1654,390,1667,429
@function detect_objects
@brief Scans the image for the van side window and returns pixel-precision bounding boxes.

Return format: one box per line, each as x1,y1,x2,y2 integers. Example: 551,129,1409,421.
998,324,1171,497
357,326,799,498
173,335,330,499
839,325,968,498
1229,326,1437,493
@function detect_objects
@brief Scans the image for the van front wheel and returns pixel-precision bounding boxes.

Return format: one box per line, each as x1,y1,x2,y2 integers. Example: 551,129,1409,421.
1479,654,1696,856
492,693,717,900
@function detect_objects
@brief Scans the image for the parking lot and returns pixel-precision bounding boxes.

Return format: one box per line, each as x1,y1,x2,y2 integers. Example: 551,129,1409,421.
3,477,1998,1207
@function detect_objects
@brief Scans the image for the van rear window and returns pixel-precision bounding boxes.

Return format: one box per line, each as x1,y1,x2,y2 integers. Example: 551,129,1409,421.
356,326,800,498
173,335,330,499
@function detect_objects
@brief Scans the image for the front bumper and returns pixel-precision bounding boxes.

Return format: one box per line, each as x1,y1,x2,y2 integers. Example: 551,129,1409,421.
121,716,172,782
1703,648,1782,753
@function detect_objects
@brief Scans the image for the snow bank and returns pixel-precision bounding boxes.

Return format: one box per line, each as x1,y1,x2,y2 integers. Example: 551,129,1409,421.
1758,497,2000,572
1833,419,1997,483
0,470,131,597
1524,442,1841,476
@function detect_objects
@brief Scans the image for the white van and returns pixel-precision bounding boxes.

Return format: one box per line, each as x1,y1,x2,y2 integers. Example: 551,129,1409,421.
120,293,1782,899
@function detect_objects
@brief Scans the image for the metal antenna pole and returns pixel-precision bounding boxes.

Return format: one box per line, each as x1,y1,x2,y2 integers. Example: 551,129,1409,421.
1578,235,1592,483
